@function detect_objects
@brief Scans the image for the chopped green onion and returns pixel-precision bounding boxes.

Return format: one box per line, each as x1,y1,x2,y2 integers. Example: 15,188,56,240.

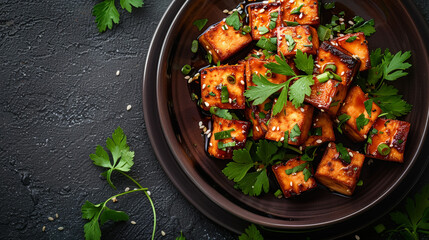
256,37,277,51
346,36,357,42
303,44,313,47
357,179,363,186
214,128,235,140
324,2,335,10
258,112,266,119
284,34,296,52
377,143,391,156
324,64,337,73
284,21,299,26
270,12,279,18
265,70,273,78
221,86,229,103
218,141,236,149
181,64,191,75
191,93,198,101
258,26,269,35
209,92,216,96
274,189,283,198
207,53,212,63
243,25,251,33
316,72,331,83
290,4,304,14
317,25,332,41
191,40,198,53
227,75,236,84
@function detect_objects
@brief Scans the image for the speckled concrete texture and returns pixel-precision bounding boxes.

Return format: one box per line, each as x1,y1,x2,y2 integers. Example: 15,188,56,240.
0,0,428,239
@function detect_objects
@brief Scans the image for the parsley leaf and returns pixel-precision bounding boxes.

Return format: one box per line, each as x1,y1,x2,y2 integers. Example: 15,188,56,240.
244,74,286,105
176,232,186,240
210,107,235,120
90,127,134,189
353,19,376,36
356,113,369,131
225,11,242,30
256,140,278,166
337,114,351,134
256,37,277,52
93,0,120,32
294,50,314,75
289,124,301,142
193,18,208,31
372,95,412,119
289,75,314,108
236,170,270,196
264,55,296,76
239,224,264,240
93,0,143,32
272,85,289,116
336,143,351,163
222,149,254,182
382,51,412,81
364,99,374,118
120,0,143,13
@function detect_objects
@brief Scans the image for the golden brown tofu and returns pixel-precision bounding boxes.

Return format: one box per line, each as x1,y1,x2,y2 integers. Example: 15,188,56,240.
304,78,348,117
281,0,319,26
315,142,365,196
303,111,335,147
331,32,370,71
365,118,411,163
338,86,382,142
265,100,314,145
245,99,273,140
208,116,250,159
315,42,361,87
277,25,319,57
248,2,283,40
199,20,252,63
272,158,317,198
245,57,288,89
200,65,246,111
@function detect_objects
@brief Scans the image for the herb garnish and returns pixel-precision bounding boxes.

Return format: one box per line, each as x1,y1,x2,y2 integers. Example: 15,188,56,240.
92,0,143,32
193,18,208,31
337,114,351,134
239,224,264,240
225,11,242,30
336,143,351,163
356,113,370,131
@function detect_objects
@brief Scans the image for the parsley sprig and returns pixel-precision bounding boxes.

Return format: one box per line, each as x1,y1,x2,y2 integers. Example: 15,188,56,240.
83,127,156,240
357,49,412,119
244,50,315,114
93,0,144,32
239,224,264,240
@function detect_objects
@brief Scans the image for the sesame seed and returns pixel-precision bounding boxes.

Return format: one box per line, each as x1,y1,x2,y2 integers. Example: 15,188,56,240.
339,18,345,22
259,8,265,13
363,134,367,139
300,108,304,112
42,226,46,232
280,137,285,141
199,121,203,127
116,70,120,76
299,146,303,151
256,126,260,132
228,11,233,15
203,127,207,132
58,227,64,231
126,105,132,111
228,98,232,103
240,80,245,85
277,126,280,131
207,133,211,138
290,182,293,187
223,9,229,13
272,126,276,131
147,191,151,196
315,64,321,68
131,221,136,225
112,197,118,202
204,102,210,107
316,139,323,144
320,109,325,112
184,75,190,80
161,230,166,236
48,217,54,221
348,21,355,25
315,118,319,122
125,187,130,192
55,213,59,219
289,0,295,3
209,142,213,146
299,12,303,19
318,104,322,108
313,123,316,126
349,152,354,157
341,71,345,76
202,84,206,89
355,235,360,240
328,143,332,147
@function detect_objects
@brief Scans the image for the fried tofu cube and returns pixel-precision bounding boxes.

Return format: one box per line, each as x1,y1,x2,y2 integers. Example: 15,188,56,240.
208,116,250,159
315,42,360,87
199,20,252,63
200,64,246,111
331,32,370,71
338,86,382,142
245,57,288,89
265,101,314,145
315,142,365,196
304,79,348,117
303,111,335,147
245,99,273,140
365,118,411,163
281,0,320,26
277,25,319,57
272,158,317,198
248,2,283,40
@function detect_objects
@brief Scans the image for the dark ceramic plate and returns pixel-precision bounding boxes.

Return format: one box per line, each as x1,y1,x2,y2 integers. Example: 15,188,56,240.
143,0,429,237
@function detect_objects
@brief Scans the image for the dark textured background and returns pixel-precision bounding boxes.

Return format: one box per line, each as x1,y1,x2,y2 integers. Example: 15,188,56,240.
0,0,428,239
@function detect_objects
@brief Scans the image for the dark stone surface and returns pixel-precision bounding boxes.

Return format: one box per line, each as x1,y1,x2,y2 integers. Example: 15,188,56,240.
0,0,428,239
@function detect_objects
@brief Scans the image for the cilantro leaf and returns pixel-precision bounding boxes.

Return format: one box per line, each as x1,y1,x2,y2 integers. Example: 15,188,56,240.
244,74,285,105
120,0,143,13
303,168,311,182
256,37,277,52
82,201,103,220
372,95,412,119
356,113,369,131
353,19,376,36
364,99,373,118
382,51,412,81
222,149,254,182
225,11,242,30
93,0,120,32
336,143,351,163
256,140,278,166
290,124,301,142
210,107,234,120
294,50,314,75
89,127,134,189
264,55,296,76
84,218,102,240
99,207,129,225
289,75,314,108
239,224,264,240
236,170,270,196
371,84,398,96
337,114,351,134
193,18,208,31
272,84,289,116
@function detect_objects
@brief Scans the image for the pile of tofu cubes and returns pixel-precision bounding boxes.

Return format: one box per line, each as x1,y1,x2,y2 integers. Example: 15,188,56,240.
197,0,410,198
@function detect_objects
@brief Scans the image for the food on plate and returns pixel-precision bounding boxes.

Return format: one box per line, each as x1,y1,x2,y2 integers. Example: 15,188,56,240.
184,0,412,198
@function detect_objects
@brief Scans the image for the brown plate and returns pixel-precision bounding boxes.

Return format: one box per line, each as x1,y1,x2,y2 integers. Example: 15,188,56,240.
144,0,429,237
